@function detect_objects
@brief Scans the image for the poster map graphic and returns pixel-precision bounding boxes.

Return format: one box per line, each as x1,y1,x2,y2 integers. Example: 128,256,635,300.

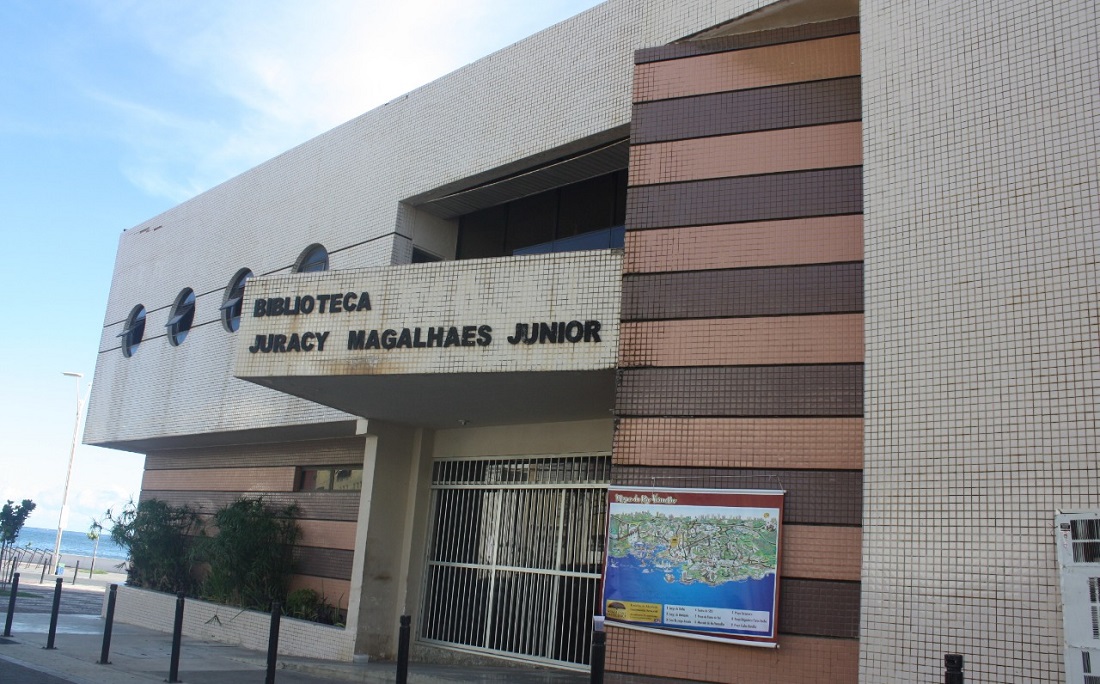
602,487,784,646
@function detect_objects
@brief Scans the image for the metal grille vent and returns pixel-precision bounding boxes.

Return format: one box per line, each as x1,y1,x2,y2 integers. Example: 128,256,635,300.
1072,519,1100,562
1091,578,1100,640
1086,651,1100,684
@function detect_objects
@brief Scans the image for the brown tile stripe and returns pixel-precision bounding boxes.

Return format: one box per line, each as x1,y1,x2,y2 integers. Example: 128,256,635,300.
630,122,862,186
608,628,858,683
622,263,863,321
611,467,862,526
142,466,295,492
298,519,357,551
613,417,863,470
625,167,863,230
289,575,350,611
146,437,365,470
623,216,863,274
631,76,861,145
620,314,863,367
782,525,861,581
635,17,860,64
634,34,860,103
296,546,354,580
140,490,361,522
617,365,864,418
780,578,860,638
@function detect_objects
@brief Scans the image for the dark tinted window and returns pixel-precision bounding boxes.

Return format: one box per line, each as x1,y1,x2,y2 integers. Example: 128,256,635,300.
220,269,252,332
412,248,442,263
557,174,617,238
298,467,363,492
504,192,557,254
456,206,507,260
119,305,146,357
456,169,626,260
296,244,329,273
167,289,196,346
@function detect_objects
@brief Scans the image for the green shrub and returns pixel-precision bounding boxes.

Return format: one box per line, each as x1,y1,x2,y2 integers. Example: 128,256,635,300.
284,587,340,625
107,499,201,594
197,498,300,611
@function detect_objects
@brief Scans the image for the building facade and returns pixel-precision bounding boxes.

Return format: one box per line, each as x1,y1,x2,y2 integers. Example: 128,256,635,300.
85,0,1100,682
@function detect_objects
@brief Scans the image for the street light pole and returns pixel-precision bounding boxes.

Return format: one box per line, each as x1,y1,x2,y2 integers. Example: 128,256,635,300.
50,372,84,576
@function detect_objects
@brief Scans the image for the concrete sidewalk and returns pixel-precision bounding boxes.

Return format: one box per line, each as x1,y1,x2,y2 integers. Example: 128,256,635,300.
0,612,589,683
0,575,686,684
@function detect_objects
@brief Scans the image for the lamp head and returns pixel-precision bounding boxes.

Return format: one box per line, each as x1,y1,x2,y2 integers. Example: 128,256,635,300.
62,372,83,378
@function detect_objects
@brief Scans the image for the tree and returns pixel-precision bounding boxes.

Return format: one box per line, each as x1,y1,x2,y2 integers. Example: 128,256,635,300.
87,518,103,577
106,499,201,594
0,499,36,584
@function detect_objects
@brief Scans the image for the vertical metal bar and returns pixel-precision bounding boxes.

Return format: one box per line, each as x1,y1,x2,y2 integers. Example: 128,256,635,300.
453,489,469,644
482,486,503,649
3,572,18,637
436,481,447,645
419,486,435,641
545,489,567,658
572,492,583,664
439,488,455,642
71,561,79,585
45,577,63,649
590,629,606,684
396,615,411,684
265,601,281,684
500,569,511,653
98,584,117,664
167,592,185,683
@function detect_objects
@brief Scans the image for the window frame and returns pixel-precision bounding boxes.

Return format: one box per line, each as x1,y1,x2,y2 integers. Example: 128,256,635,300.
166,288,197,346
220,268,253,332
297,465,364,492
295,244,329,273
118,304,147,357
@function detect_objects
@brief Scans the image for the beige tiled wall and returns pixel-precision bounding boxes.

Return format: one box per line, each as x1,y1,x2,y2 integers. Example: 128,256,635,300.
860,0,1100,681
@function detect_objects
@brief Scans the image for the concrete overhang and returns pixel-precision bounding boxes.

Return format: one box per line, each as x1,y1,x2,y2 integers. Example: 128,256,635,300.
233,251,622,429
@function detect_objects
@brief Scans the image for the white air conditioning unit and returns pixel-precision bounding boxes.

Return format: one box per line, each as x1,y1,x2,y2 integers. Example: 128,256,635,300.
1056,511,1100,683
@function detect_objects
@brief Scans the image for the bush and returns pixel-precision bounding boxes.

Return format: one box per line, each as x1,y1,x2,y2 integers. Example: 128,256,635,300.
197,498,300,611
284,588,340,625
107,499,201,594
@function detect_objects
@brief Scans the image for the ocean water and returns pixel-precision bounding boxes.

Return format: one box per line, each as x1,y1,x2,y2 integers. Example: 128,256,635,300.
8,526,128,561
604,553,776,636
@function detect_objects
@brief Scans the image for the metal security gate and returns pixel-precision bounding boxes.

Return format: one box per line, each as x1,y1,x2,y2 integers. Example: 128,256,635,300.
418,454,609,670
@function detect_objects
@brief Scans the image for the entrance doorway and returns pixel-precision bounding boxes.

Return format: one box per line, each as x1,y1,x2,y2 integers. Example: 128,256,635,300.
418,454,610,669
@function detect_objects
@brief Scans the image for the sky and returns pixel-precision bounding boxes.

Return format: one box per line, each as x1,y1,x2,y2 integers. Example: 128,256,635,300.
0,0,603,535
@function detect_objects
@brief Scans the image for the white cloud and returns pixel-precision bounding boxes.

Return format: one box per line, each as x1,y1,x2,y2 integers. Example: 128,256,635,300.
87,0,602,201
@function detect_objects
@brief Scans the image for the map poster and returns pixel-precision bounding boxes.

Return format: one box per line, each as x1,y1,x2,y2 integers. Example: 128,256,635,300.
602,487,784,647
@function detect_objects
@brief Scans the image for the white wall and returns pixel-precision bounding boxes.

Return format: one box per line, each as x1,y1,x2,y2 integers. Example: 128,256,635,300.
860,1,1100,681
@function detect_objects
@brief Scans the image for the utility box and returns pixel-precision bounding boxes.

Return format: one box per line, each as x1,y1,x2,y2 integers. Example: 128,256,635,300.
1056,511,1100,683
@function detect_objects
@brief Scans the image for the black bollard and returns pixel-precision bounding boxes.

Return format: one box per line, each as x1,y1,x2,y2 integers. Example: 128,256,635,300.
265,601,281,684
168,592,185,683
3,572,19,637
945,653,964,684
39,558,47,583
45,577,63,649
590,630,606,684
396,615,411,684
72,561,80,585
98,584,117,664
